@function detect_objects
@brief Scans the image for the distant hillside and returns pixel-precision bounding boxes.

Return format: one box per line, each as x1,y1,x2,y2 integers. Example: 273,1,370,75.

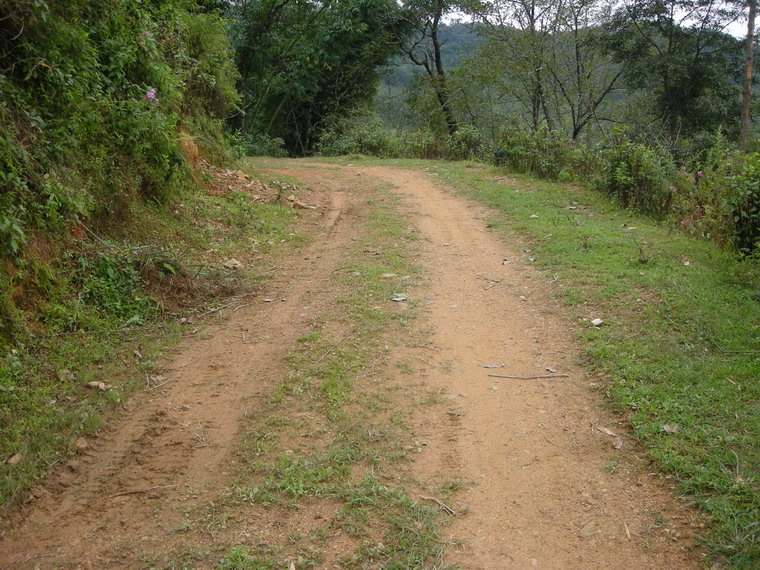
381,22,483,89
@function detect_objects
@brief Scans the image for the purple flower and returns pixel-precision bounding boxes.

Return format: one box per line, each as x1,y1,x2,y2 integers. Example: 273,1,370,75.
146,89,156,100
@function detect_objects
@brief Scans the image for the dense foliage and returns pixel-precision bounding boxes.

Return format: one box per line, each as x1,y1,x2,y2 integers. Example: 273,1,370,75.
229,0,408,155
0,0,239,341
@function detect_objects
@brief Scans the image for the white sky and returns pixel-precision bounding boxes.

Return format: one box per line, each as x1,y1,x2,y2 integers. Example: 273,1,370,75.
444,3,752,39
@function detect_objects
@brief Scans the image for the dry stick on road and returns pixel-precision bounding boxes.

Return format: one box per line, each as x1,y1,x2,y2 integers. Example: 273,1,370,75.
313,328,357,366
420,496,456,516
487,373,569,380
110,484,177,498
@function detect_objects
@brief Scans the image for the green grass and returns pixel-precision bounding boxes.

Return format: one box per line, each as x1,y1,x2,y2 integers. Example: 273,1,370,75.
0,173,303,510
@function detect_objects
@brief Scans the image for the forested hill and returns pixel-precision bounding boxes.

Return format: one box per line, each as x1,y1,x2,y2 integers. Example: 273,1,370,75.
382,22,483,89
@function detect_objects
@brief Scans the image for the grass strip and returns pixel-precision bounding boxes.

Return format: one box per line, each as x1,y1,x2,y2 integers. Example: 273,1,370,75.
216,172,454,569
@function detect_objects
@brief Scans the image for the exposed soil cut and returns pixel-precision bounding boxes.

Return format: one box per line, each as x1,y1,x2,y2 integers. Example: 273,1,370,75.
0,162,703,568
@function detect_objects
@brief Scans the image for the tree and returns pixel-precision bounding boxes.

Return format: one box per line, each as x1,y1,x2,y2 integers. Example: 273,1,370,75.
230,0,407,154
480,0,559,131
469,0,622,139
399,0,463,135
739,0,757,150
601,0,743,144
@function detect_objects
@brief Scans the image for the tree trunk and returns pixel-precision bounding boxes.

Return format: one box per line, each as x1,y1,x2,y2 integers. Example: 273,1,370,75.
430,4,458,135
739,0,756,152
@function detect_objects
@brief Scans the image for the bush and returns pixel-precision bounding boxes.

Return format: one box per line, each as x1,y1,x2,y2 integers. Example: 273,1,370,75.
319,114,401,158
441,125,485,161
491,127,585,182
594,134,674,218
0,0,240,260
726,153,760,255
232,132,288,158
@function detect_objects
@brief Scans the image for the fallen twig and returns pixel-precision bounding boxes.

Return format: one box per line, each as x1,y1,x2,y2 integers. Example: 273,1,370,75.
313,328,357,366
145,376,178,392
111,484,177,498
420,496,456,516
487,374,569,380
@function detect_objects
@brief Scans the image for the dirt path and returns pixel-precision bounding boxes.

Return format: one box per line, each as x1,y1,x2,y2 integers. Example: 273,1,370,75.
0,162,701,568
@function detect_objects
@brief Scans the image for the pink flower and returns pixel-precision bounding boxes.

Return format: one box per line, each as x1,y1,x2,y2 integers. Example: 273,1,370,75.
697,171,704,177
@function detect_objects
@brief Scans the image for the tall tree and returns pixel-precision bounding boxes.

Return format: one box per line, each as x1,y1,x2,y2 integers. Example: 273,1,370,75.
230,0,407,154
481,0,559,130
739,0,757,150
400,0,462,135
470,0,622,138
602,0,743,143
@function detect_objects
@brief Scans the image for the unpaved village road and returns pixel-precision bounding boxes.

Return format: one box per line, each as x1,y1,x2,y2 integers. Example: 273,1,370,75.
1,162,701,568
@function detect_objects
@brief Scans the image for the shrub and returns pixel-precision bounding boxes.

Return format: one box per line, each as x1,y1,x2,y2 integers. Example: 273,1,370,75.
725,153,760,255
441,125,485,161
491,127,585,182
319,114,401,158
594,135,674,218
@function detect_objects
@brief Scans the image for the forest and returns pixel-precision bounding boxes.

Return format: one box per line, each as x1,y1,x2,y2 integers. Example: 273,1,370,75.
0,0,758,567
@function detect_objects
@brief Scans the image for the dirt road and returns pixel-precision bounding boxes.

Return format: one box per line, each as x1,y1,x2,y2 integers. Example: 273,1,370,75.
0,162,701,568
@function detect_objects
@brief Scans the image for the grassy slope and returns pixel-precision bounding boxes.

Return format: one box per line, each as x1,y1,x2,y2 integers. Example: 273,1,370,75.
320,156,759,567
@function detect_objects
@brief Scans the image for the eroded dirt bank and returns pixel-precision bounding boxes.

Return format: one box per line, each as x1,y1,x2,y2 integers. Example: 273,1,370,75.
0,162,701,568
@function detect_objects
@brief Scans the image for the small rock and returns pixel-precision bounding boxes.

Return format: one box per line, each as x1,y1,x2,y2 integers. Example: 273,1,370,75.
223,258,243,270
87,381,107,391
663,424,681,434
579,521,598,538
7,454,22,466
75,437,89,451
613,437,624,450
529,214,539,219
390,293,408,302
591,318,604,327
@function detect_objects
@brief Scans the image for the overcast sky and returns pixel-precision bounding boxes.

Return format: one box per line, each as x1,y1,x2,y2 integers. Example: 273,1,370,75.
444,2,751,39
